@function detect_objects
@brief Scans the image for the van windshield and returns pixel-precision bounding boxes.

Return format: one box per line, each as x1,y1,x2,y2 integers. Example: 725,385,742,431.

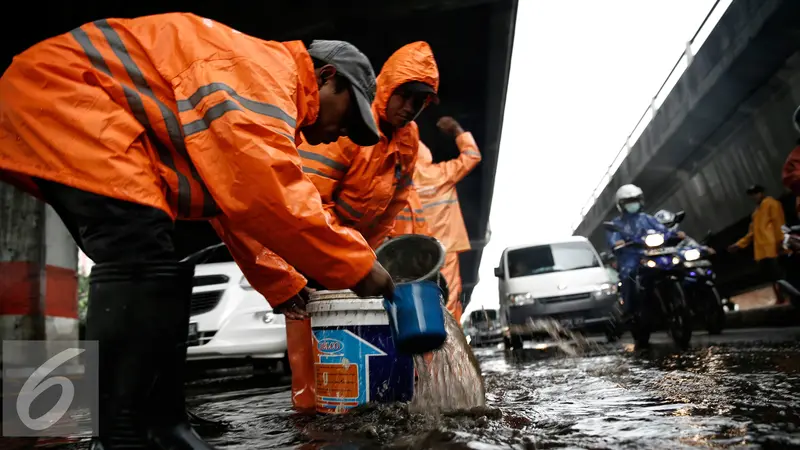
507,242,600,278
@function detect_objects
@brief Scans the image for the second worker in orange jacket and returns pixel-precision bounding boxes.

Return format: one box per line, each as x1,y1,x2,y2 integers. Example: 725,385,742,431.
278,41,441,412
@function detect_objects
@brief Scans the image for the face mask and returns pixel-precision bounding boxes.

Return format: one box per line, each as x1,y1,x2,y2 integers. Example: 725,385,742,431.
624,202,642,214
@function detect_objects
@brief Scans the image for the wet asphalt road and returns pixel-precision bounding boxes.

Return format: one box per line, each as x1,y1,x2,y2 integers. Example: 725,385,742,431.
181,326,800,450
11,326,800,450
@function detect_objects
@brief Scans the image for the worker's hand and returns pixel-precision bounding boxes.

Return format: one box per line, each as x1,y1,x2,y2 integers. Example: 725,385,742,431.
351,260,396,299
437,116,465,137
677,231,686,239
727,244,740,253
273,287,311,320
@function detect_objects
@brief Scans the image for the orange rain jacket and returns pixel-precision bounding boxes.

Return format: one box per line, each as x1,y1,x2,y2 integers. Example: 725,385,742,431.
735,196,786,261
0,13,375,305
413,136,481,253
782,143,800,215
285,42,439,412
389,185,431,236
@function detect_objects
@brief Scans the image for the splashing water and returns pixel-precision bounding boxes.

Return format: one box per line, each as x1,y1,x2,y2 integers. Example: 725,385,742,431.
411,306,486,413
525,317,602,357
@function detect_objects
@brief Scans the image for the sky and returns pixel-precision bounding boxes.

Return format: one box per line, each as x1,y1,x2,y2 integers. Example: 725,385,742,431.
463,0,726,317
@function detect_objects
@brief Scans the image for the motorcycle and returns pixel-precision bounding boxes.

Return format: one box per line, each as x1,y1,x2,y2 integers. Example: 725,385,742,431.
659,212,727,335
603,222,693,349
778,224,800,307
679,242,726,335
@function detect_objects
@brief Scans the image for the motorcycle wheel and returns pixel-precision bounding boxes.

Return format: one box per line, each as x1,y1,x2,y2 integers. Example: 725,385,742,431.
662,281,692,350
706,287,725,335
630,310,651,348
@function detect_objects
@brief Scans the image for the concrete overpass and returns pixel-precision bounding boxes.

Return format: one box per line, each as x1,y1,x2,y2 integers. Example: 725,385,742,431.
573,0,800,294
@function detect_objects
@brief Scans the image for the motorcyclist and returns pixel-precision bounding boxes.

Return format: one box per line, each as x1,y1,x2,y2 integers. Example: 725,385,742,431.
606,185,684,319
654,209,716,254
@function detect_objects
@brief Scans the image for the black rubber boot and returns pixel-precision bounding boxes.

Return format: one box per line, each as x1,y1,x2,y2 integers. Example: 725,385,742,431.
87,261,215,449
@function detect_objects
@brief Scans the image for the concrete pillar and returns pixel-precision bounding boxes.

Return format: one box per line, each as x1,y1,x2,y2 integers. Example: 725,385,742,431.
0,182,79,362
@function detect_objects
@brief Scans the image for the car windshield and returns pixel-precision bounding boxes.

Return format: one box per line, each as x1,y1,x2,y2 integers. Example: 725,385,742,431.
507,242,600,278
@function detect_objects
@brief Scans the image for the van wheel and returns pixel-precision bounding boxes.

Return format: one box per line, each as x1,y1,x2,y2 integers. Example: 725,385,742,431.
504,334,523,350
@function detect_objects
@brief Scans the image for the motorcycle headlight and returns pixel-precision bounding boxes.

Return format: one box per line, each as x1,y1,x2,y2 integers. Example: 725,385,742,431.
595,282,618,298
508,293,535,305
239,276,255,291
644,233,665,247
683,248,701,262
672,256,682,265
643,259,657,268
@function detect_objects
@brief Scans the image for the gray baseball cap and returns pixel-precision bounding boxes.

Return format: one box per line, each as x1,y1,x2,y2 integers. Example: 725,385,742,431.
308,40,380,146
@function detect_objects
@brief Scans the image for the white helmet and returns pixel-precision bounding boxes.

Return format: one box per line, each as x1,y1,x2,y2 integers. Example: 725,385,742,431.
793,105,800,134
654,209,676,226
615,184,644,212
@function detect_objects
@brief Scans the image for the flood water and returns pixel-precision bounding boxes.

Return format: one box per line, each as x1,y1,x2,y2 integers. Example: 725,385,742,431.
14,327,800,449
174,327,800,449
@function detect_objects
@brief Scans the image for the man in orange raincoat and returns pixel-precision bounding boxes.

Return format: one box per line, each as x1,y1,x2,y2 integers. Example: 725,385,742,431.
728,185,786,304
403,116,481,324
0,13,395,449
281,41,440,412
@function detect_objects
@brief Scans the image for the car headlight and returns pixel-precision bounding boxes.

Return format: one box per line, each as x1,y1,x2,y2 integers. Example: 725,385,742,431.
508,293,535,305
595,282,618,298
683,248,701,262
239,276,255,290
253,311,275,324
644,233,665,247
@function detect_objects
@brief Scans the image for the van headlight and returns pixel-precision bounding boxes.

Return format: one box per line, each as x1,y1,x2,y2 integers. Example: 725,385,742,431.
239,276,255,290
508,293,535,305
683,248,701,262
644,233,665,247
595,283,618,298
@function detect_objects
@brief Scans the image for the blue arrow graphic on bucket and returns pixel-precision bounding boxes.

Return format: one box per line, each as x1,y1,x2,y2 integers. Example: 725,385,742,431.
314,329,386,405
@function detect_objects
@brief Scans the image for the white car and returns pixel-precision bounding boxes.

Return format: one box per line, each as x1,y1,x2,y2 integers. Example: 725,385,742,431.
186,245,288,372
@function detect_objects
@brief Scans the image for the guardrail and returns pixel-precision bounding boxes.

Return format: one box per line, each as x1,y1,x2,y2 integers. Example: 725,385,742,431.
571,0,731,232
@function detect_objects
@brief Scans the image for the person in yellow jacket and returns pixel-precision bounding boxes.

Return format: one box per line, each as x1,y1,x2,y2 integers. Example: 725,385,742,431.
409,116,481,323
728,185,787,304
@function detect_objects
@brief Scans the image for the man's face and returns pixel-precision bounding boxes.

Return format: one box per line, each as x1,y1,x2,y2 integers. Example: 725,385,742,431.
384,85,432,129
304,67,352,145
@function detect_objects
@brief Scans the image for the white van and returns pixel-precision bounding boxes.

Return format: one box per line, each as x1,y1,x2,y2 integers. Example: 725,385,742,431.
494,236,622,349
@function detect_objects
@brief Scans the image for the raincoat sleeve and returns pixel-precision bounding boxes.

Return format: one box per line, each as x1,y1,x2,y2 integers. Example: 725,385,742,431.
645,214,673,237
174,57,375,301
362,149,419,248
767,198,786,245
434,132,482,186
736,222,755,249
606,229,622,250
327,139,380,227
782,145,800,195
209,218,306,306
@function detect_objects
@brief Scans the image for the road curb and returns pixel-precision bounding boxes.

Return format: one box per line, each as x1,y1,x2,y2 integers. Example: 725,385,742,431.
722,305,800,329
